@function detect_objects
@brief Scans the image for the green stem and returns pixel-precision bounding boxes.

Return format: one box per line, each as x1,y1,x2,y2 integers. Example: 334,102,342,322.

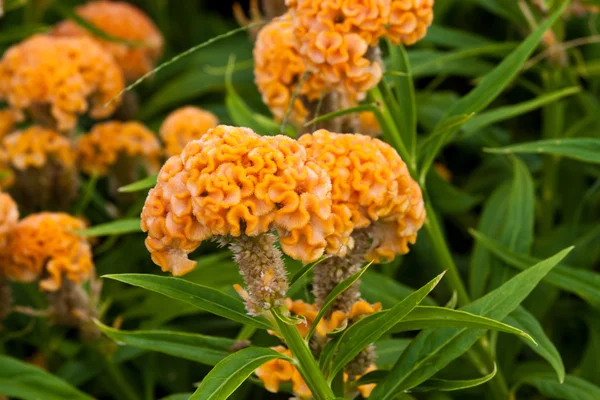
540,156,560,234
272,308,335,400
423,195,471,307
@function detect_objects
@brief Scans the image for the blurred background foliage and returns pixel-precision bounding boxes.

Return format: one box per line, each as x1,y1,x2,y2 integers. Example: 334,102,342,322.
0,0,599,399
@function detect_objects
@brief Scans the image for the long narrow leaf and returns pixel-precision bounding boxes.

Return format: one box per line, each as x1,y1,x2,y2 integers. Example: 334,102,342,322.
412,364,497,392
75,219,142,237
485,138,600,164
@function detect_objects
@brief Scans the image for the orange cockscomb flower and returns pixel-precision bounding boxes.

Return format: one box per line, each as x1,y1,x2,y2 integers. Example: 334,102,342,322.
77,121,161,177
53,1,164,82
254,16,326,125
1,126,78,211
0,109,22,139
299,130,425,261
287,1,385,95
0,35,124,132
386,0,434,46
141,125,333,275
160,106,219,157
255,346,295,394
1,213,93,291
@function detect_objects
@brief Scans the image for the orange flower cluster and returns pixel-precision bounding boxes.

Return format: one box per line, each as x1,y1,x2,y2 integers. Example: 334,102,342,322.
53,1,164,82
77,121,161,176
0,212,93,292
285,0,434,95
256,298,381,398
160,106,220,157
254,17,326,124
0,109,22,139
1,126,75,171
387,0,435,45
141,125,334,276
299,130,425,261
0,35,124,131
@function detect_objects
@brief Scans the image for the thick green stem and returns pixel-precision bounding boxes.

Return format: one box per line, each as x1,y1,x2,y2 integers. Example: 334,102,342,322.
272,309,335,400
423,197,471,307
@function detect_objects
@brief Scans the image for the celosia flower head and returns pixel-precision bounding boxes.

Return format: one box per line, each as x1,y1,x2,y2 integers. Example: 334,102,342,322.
287,1,385,95
141,125,334,276
299,130,425,261
0,109,22,139
2,126,75,171
53,1,164,81
160,106,219,157
1,213,93,291
77,121,161,176
254,16,326,125
0,35,124,131
386,0,434,45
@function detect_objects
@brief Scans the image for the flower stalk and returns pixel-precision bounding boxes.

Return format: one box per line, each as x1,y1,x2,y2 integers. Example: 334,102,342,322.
272,307,335,400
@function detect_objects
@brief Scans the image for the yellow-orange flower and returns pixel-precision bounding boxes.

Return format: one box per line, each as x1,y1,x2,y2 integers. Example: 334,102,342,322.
1,126,75,171
299,130,425,261
347,363,378,397
77,121,161,176
0,191,18,250
0,35,124,131
141,125,334,276
348,300,382,319
160,106,219,157
356,111,381,137
386,0,434,46
0,109,22,139
53,1,164,82
287,1,385,95
254,16,326,125
255,346,295,393
1,213,93,291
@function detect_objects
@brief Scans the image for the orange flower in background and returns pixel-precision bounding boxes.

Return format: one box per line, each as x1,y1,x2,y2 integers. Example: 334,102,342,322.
1,213,93,291
141,125,334,276
76,121,161,177
53,1,164,82
0,35,124,131
347,300,382,319
299,130,425,261
386,0,434,45
254,346,295,394
356,111,381,137
160,106,219,157
254,16,326,125
0,109,22,139
1,126,75,171
0,191,18,250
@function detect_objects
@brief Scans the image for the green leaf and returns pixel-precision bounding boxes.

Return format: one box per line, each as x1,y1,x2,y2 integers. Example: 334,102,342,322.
412,363,497,392
418,113,474,184
324,272,445,380
370,247,573,397
513,374,600,400
75,219,142,237
504,307,565,383
0,24,49,43
423,25,493,48
427,170,481,215
375,339,411,370
307,261,374,340
303,104,378,128
485,138,600,164
388,41,417,160
103,274,271,330
391,306,535,343
0,355,93,400
189,347,292,400
118,174,158,193
470,230,600,309
96,321,236,366
289,257,325,287
461,87,581,138
441,0,569,122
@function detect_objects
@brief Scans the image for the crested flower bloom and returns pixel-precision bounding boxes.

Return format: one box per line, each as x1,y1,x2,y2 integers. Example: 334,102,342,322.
0,109,22,139
53,1,164,82
386,0,435,45
0,213,93,292
0,35,124,132
299,130,425,261
160,106,219,157
1,126,78,211
77,121,161,197
141,125,334,314
254,16,326,125
287,1,385,95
